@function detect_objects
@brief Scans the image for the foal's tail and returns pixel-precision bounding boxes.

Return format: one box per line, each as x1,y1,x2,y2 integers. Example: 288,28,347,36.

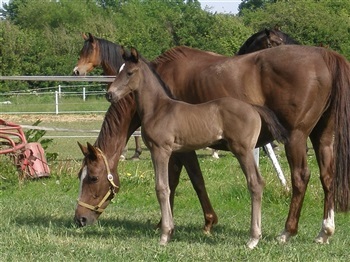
324,49,350,212
253,105,288,144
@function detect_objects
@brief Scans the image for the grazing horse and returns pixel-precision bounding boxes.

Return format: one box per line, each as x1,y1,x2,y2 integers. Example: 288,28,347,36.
74,28,292,231
107,47,288,248
73,33,142,160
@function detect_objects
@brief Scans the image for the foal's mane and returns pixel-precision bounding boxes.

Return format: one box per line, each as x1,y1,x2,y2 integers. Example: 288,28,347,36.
138,56,177,99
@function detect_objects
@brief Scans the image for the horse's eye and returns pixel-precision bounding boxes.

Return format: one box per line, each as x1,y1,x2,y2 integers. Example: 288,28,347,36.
89,176,98,183
127,71,133,77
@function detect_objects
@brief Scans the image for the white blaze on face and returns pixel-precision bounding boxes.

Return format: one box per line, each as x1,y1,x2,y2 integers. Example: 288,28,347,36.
119,63,125,73
78,165,88,200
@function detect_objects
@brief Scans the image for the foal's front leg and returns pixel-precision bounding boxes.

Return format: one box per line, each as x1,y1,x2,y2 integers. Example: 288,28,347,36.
151,148,174,245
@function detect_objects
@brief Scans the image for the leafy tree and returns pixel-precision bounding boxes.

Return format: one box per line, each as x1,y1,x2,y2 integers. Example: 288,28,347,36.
241,0,350,58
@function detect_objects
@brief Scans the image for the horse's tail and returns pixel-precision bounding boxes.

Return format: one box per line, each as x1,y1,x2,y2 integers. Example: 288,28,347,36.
323,49,350,212
252,105,289,144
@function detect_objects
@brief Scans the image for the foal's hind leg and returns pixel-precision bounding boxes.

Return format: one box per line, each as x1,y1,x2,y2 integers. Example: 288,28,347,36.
309,116,335,244
277,131,310,243
235,150,264,249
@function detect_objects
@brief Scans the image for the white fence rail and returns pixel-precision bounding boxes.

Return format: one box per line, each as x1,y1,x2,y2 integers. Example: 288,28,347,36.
0,84,109,115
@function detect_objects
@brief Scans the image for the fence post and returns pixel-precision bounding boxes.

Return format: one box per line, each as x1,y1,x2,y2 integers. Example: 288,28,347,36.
58,85,62,98
55,91,59,114
83,87,86,101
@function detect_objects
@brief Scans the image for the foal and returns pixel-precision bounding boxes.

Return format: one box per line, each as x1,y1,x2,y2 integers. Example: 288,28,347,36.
107,48,287,249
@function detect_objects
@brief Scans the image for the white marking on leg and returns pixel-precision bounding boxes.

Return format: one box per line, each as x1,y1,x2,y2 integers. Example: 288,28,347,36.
315,209,335,244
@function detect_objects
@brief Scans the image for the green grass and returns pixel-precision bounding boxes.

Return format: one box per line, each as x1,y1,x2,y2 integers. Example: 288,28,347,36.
1,132,350,261
0,93,109,113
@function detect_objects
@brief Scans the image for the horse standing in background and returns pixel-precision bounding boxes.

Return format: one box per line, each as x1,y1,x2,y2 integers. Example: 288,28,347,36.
73,33,142,160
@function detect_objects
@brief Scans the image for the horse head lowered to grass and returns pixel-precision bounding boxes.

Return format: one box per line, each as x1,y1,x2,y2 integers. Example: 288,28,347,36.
106,47,288,248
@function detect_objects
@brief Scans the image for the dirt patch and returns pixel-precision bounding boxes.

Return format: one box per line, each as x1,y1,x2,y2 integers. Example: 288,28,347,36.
0,114,104,124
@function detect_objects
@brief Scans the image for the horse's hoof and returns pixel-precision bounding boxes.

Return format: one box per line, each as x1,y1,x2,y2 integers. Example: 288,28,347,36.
315,231,330,244
120,155,126,161
212,152,219,159
276,230,291,243
246,238,260,249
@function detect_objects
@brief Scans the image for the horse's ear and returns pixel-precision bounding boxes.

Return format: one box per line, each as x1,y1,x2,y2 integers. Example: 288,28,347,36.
82,33,88,40
264,28,270,37
130,47,139,63
87,33,95,43
77,142,88,156
86,142,98,160
274,24,280,31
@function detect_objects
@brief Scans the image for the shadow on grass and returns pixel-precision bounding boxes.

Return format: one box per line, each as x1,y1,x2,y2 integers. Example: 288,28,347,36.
12,213,277,246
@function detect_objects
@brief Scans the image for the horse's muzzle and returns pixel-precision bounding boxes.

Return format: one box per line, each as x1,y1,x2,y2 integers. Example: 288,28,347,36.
105,92,114,102
74,216,88,227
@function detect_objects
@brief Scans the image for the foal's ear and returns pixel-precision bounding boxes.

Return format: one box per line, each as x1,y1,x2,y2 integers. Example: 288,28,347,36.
130,47,139,63
77,141,88,156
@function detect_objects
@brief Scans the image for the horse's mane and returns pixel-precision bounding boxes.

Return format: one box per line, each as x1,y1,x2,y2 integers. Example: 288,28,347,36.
86,37,124,74
94,94,136,150
151,46,189,67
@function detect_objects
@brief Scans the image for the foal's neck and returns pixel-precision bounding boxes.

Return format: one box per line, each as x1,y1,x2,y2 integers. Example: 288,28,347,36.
135,63,175,119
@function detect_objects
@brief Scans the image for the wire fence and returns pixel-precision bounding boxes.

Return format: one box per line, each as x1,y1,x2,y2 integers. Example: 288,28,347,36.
0,84,109,115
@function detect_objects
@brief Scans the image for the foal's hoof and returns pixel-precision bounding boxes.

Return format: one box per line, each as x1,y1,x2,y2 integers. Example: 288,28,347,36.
246,238,260,249
159,234,171,246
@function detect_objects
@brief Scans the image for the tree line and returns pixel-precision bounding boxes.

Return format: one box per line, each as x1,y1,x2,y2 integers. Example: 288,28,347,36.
0,0,349,91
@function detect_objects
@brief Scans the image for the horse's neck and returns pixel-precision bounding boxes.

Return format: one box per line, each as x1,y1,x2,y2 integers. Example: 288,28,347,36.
94,100,137,169
101,63,117,76
98,41,123,76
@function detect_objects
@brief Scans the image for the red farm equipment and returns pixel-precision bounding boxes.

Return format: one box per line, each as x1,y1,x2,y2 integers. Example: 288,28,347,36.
0,119,50,178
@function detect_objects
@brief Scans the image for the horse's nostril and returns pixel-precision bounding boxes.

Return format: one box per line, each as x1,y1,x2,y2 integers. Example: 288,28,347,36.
75,216,87,227
105,92,112,102
73,70,79,76
80,217,87,226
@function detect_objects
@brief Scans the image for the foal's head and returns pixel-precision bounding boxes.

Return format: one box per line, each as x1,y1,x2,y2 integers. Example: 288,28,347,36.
75,142,120,227
106,47,143,103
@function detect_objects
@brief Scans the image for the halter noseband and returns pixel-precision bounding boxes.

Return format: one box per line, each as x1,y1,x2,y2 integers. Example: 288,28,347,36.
77,148,119,213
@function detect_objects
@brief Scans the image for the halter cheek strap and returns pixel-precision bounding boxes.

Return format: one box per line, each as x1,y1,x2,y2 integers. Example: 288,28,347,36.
77,148,119,213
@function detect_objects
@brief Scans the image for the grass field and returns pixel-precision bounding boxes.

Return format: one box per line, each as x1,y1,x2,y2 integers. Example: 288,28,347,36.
1,113,349,261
